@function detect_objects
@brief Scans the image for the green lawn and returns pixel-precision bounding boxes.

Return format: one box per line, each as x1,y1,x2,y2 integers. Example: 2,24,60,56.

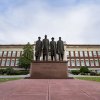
75,77,100,82
0,78,23,83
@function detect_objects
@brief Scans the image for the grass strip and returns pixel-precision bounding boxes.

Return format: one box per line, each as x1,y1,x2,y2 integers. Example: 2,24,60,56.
0,78,23,82
75,77,100,82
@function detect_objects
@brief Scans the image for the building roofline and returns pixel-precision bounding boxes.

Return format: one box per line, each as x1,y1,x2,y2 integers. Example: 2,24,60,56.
65,44,100,46
0,44,34,46
0,44,100,46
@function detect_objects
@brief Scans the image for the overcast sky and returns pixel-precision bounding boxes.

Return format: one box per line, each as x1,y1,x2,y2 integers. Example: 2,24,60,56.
0,0,100,44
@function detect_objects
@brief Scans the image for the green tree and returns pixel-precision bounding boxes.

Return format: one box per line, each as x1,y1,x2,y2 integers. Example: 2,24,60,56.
19,42,33,70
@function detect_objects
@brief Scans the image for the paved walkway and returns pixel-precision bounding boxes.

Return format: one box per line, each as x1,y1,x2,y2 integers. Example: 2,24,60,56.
0,79,100,100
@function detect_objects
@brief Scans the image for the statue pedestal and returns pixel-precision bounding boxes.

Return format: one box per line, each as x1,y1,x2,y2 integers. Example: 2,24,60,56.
30,61,68,79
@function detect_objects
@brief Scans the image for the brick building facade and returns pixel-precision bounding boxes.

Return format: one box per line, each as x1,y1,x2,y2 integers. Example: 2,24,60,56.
0,44,100,71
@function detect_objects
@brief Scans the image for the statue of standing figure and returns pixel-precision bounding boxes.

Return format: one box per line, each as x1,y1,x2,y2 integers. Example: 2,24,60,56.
42,35,49,61
50,37,56,61
57,37,64,61
35,35,64,61
35,37,42,61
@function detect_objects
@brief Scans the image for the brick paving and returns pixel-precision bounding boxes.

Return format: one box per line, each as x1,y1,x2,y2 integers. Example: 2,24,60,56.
0,79,100,100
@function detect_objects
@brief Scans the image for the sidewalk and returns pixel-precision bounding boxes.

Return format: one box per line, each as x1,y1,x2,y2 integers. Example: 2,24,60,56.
0,74,30,78
0,79,100,100
1,74,100,79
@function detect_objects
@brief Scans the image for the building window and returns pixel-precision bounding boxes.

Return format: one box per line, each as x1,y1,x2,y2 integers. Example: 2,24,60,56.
8,51,11,57
75,51,79,57
1,59,6,66
81,59,85,66
66,51,70,57
70,51,74,57
68,60,70,66
3,51,7,57
90,59,94,66
97,51,100,56
95,59,99,66
71,59,75,66
80,51,83,57
6,59,10,66
17,51,21,57
76,59,80,66
15,59,19,66
11,59,15,66
12,51,16,57
89,51,92,57
0,51,3,57
84,51,88,57
93,51,97,57
85,59,89,66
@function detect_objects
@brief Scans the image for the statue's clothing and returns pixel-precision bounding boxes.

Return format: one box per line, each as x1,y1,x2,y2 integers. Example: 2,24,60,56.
42,38,49,60
50,41,56,61
57,40,64,54
57,40,64,61
35,40,42,60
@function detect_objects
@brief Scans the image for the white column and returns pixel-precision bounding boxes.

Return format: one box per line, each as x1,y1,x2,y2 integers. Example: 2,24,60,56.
64,50,67,61
63,45,67,61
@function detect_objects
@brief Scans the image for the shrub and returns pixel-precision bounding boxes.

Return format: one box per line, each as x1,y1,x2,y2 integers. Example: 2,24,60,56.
6,67,15,75
80,66,90,75
0,69,6,75
71,70,80,75
0,67,29,75
14,70,29,75
97,73,100,76
90,71,97,76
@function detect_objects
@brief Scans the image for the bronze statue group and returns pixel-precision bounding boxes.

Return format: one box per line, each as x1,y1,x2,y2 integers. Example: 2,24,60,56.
35,35,64,61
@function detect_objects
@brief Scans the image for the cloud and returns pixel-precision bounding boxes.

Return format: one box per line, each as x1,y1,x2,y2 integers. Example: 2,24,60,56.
0,0,100,44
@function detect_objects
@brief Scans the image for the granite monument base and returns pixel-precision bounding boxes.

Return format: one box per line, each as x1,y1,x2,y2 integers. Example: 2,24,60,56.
30,61,68,79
